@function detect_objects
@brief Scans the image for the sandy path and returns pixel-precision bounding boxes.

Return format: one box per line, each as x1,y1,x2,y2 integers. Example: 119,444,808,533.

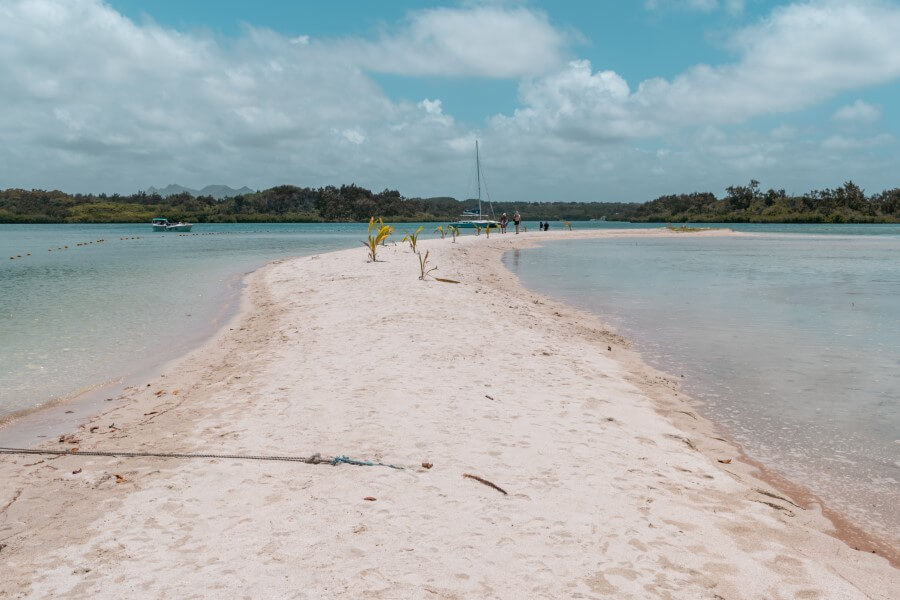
0,229,896,599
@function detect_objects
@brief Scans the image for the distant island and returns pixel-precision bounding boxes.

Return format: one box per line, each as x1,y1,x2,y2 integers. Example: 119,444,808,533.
1,180,897,223
145,184,255,200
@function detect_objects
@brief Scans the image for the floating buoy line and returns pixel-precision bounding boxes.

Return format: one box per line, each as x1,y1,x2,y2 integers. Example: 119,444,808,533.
7,228,296,262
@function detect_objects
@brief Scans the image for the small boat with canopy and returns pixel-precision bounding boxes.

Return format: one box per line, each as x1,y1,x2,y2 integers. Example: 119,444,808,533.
151,218,193,232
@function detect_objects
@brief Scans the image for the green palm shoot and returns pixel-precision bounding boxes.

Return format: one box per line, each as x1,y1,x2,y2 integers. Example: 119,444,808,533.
362,216,393,262
417,249,438,280
434,225,446,239
401,226,424,253
474,225,483,236
449,225,460,243
564,221,573,230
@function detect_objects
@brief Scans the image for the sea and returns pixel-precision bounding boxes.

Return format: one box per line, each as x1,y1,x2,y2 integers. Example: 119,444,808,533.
503,224,900,543
2,221,898,541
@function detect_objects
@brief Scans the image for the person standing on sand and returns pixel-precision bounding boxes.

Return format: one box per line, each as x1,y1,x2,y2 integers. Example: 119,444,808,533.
500,213,508,233
538,221,543,231
544,221,549,231
513,211,521,234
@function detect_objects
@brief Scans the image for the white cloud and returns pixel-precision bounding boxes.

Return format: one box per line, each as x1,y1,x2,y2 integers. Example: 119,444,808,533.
420,99,443,115
833,99,881,123
495,1,900,143
347,6,568,77
0,0,475,194
0,0,897,202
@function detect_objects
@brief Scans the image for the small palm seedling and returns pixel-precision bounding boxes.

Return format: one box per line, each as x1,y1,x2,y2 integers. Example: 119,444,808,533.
417,250,438,280
564,221,573,231
434,225,446,239
362,217,393,262
474,225,483,236
484,224,494,238
449,225,460,243
401,226,424,253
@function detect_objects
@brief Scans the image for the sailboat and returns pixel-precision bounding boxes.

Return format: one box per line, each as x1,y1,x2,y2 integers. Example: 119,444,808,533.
451,140,500,229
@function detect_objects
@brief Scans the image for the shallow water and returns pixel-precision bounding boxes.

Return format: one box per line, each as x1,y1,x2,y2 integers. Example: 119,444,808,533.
504,230,900,540
1,219,648,418
0,223,366,418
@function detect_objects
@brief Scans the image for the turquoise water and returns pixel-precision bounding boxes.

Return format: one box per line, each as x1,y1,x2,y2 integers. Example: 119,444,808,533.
3,221,899,537
504,229,900,539
0,223,369,418
1,219,640,418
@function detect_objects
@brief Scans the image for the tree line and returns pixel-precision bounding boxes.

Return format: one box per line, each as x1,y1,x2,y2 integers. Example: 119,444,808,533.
631,180,900,223
1,180,898,223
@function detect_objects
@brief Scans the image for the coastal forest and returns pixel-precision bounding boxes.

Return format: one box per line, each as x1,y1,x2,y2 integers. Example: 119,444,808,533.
1,180,898,224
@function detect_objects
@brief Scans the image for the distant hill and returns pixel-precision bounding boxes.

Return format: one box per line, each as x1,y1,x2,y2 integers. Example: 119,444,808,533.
145,184,254,199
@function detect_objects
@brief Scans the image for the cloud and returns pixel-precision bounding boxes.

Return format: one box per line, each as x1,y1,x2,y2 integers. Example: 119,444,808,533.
0,0,477,194
496,1,900,143
832,99,881,123
0,0,897,202
347,6,568,77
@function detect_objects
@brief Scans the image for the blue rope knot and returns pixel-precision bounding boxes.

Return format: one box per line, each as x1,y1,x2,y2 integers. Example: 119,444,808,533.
331,455,404,470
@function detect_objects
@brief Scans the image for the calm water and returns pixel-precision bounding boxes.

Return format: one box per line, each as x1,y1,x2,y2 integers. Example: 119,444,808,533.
3,221,899,537
0,220,651,420
0,223,367,418
504,228,900,539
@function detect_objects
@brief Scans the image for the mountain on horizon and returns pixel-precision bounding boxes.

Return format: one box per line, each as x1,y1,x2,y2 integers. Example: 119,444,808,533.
145,184,254,199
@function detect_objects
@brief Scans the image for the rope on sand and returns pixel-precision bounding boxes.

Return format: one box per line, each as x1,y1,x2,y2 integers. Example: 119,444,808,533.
0,447,404,469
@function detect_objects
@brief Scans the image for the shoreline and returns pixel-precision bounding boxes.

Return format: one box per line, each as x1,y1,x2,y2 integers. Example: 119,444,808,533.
0,265,250,448
500,235,900,565
1,229,896,597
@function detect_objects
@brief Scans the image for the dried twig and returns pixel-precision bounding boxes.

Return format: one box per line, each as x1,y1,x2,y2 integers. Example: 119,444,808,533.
463,473,508,495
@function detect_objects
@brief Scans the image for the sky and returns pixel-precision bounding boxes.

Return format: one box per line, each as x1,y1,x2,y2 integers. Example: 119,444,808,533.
1,0,899,202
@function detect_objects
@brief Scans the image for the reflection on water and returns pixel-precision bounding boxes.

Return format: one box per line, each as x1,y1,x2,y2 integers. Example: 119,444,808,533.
505,232,900,542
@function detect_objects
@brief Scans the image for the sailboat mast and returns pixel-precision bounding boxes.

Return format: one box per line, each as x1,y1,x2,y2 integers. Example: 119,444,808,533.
475,140,481,217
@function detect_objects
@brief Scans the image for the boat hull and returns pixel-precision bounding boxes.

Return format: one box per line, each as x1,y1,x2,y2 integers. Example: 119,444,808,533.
451,220,500,229
151,223,193,232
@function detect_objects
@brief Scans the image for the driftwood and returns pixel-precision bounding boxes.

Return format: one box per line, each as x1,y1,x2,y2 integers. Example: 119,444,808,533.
463,473,508,495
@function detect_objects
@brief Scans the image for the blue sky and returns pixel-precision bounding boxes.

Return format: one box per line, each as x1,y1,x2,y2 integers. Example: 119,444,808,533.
2,0,899,202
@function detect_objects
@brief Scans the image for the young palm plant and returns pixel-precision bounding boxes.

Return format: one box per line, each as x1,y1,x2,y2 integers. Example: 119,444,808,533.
449,225,460,243
564,221,574,231
434,225,446,239
417,250,438,280
484,224,493,238
474,225,483,236
401,226,424,253
362,217,393,262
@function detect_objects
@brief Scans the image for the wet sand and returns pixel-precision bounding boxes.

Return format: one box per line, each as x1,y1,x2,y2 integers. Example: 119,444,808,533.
0,228,896,598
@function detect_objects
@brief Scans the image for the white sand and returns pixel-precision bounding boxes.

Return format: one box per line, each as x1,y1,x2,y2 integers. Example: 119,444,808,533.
1,229,897,599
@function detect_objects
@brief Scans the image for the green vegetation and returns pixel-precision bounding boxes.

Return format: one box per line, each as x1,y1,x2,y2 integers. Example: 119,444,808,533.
666,223,708,233
2,179,898,224
417,250,438,280
633,181,900,223
362,217,393,262
401,226,424,253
